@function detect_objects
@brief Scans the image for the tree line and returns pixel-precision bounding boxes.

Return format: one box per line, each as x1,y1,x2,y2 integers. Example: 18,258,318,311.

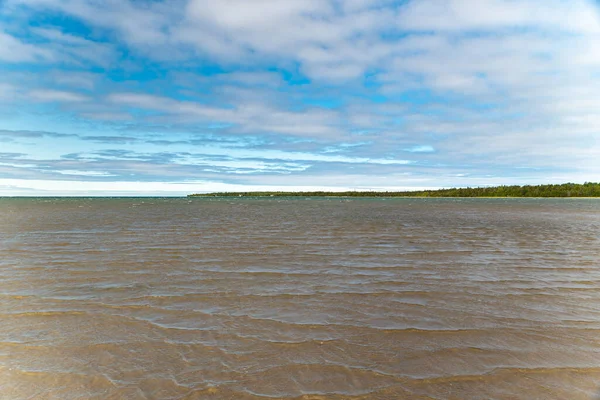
189,182,600,198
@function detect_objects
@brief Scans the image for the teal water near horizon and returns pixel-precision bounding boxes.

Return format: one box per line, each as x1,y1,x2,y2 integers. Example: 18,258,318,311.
1,197,600,399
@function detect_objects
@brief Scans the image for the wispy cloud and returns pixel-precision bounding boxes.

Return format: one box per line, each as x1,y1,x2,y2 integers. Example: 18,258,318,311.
405,145,435,153
0,30,52,62
29,89,89,102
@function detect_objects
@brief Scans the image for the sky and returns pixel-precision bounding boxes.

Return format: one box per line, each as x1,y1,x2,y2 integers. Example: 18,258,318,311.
1,0,600,196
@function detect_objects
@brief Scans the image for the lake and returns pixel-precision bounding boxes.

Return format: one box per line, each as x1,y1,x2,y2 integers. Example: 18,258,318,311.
1,197,599,399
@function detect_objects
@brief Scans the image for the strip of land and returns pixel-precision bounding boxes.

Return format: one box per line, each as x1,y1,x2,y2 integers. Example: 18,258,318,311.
189,183,600,198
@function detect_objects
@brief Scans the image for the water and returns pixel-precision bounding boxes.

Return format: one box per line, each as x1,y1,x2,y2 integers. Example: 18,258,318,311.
1,197,599,399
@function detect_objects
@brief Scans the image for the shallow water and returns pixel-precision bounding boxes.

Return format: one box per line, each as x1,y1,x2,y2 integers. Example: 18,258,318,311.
1,197,600,399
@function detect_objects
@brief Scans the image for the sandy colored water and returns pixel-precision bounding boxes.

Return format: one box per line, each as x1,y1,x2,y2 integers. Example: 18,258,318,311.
1,197,599,399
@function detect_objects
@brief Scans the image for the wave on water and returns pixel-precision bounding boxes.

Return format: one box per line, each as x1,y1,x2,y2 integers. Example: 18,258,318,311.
1,198,600,399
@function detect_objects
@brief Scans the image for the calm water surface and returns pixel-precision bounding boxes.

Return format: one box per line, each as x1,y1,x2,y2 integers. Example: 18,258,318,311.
1,197,600,399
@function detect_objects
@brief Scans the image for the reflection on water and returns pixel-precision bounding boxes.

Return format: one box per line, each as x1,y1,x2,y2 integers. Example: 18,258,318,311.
1,197,600,399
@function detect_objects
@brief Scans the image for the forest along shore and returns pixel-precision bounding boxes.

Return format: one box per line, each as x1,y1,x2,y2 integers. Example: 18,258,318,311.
189,182,600,198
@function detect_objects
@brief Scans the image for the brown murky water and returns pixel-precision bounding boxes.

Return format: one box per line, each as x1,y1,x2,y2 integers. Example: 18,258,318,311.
1,197,600,399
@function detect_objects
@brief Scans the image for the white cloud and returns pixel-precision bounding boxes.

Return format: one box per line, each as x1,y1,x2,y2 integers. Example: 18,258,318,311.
0,83,17,99
29,89,89,102
53,169,115,176
396,0,600,34
9,0,177,45
80,112,132,121
30,27,114,66
405,145,435,153
108,92,346,138
0,30,52,62
214,71,284,87
32,27,92,45
50,71,99,90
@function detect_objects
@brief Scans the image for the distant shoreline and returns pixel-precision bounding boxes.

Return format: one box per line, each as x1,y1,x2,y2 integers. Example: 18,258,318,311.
189,183,600,198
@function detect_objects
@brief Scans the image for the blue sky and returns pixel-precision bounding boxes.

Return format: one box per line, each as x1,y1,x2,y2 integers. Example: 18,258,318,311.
1,0,600,195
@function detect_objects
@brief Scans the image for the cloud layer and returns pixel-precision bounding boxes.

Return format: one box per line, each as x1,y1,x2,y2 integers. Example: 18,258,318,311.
1,0,600,195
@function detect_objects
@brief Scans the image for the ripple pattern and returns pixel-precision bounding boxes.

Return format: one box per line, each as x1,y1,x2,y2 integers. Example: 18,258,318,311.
1,197,600,399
